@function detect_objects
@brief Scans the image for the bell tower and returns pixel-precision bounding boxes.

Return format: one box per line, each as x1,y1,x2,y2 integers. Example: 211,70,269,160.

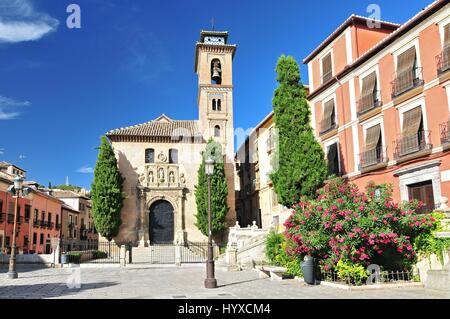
195,30,236,225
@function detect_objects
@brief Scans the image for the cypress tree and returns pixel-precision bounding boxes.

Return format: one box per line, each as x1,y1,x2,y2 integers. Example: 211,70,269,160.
269,55,327,207
91,136,124,241
195,138,229,236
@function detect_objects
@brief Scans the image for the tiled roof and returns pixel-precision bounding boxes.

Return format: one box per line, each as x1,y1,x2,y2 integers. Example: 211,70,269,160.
106,114,202,138
51,190,89,199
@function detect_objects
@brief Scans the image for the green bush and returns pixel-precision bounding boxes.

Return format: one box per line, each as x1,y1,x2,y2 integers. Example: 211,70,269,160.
66,252,82,264
335,259,368,285
92,250,108,259
265,230,285,265
414,212,450,265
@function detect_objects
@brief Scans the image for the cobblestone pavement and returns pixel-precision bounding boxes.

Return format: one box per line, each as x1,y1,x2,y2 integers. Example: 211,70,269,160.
0,264,449,299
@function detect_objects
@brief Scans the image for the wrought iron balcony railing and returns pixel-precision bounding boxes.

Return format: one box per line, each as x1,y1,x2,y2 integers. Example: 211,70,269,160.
358,146,388,170
393,130,432,160
436,47,450,75
33,219,40,227
39,220,46,228
357,90,382,117
440,121,450,145
391,67,424,99
55,223,62,230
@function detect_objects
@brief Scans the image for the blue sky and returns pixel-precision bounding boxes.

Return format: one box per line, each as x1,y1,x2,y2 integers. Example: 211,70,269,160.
0,0,432,189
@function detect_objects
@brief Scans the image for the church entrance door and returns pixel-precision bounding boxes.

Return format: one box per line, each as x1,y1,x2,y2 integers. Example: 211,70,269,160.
149,200,174,244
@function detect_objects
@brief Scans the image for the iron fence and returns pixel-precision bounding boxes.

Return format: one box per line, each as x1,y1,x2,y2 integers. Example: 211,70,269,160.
358,146,388,170
357,90,382,117
393,130,432,159
391,67,424,98
144,242,220,264
61,240,120,264
319,269,417,286
440,121,450,145
436,47,450,75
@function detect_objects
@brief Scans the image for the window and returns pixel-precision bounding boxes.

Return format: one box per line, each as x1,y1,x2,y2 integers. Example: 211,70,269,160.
212,99,217,111
40,233,44,245
321,53,332,83
320,99,336,134
33,233,37,245
34,209,38,222
24,236,29,247
358,71,379,115
6,236,10,247
169,149,178,164
393,47,420,96
0,199,3,213
439,24,450,73
400,106,423,156
214,125,221,137
8,202,14,214
145,148,155,164
25,205,31,222
217,99,222,111
362,125,383,167
56,215,59,226
47,213,52,223
41,211,45,222
327,142,340,177
408,181,435,213
69,215,73,224
75,216,78,225
79,203,85,211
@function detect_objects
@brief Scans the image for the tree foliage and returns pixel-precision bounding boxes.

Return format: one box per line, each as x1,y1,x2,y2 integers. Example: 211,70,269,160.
91,136,124,241
195,138,229,236
269,55,327,207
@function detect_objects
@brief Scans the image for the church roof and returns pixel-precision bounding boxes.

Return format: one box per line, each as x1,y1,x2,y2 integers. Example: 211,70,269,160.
106,114,203,142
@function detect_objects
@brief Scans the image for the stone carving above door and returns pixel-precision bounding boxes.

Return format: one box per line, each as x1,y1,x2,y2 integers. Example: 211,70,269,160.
140,164,185,189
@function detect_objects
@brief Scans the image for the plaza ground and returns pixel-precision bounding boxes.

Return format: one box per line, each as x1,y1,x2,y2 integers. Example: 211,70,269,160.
0,264,449,299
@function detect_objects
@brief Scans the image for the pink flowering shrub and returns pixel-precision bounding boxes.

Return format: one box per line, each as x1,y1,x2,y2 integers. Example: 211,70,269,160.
284,178,435,271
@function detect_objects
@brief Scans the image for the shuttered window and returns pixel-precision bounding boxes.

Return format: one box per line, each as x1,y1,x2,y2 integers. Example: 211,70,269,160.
321,99,336,132
395,47,417,94
400,107,422,155
364,125,382,166
444,24,450,48
443,24,450,72
359,72,377,113
322,53,332,83
327,143,340,176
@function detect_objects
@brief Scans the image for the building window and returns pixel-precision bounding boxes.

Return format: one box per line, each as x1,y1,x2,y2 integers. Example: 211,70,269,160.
6,236,10,247
47,213,52,224
212,99,217,111
33,233,37,245
320,98,337,135
169,149,178,164
34,209,38,222
321,52,332,83
327,142,340,177
25,205,31,222
24,236,29,247
398,106,426,157
361,124,383,168
56,214,59,226
358,71,380,116
41,211,45,222
40,233,44,245
0,199,3,213
392,47,422,97
214,125,221,137
145,148,155,164
217,99,222,111
438,23,450,74
75,216,78,225
408,181,435,213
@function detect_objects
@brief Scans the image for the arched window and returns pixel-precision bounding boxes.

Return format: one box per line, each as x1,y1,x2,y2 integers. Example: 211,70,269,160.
145,148,155,164
217,99,222,111
214,125,221,137
212,99,217,111
211,59,222,85
169,149,178,164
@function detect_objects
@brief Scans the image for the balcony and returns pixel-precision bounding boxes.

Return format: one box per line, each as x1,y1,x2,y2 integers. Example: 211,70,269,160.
440,121,450,151
7,214,22,224
391,67,424,103
55,223,62,230
47,222,54,229
39,220,46,228
357,90,382,120
319,120,338,138
393,130,432,163
358,146,388,173
436,47,450,78
33,219,40,228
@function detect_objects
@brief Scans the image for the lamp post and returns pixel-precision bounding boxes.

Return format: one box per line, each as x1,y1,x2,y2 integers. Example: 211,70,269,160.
7,175,24,279
204,157,217,289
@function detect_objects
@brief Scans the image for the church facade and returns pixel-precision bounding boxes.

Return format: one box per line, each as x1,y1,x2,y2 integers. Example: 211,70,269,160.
106,31,237,246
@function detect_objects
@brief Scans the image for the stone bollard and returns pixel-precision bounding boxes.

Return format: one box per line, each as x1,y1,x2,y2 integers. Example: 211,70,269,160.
226,246,240,272
120,245,127,267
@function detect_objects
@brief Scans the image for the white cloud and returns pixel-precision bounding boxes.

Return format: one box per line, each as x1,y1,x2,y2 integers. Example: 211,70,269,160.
77,166,94,174
0,0,59,43
0,148,4,155
0,95,30,120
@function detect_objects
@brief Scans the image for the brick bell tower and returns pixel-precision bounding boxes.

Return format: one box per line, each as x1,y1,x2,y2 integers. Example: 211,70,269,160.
195,30,237,227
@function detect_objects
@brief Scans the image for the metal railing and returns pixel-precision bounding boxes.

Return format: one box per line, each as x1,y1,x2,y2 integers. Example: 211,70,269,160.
33,219,40,227
391,67,424,98
357,90,382,117
320,120,338,136
436,47,450,75
61,240,120,264
358,146,388,169
145,242,220,264
55,223,62,230
7,214,22,224
319,269,416,286
393,130,432,159
440,121,450,145
39,220,46,228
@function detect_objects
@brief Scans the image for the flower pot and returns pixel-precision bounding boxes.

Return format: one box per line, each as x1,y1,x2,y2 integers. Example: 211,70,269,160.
301,256,315,285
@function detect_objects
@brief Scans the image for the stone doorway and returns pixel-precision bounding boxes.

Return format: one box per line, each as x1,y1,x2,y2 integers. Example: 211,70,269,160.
149,200,174,244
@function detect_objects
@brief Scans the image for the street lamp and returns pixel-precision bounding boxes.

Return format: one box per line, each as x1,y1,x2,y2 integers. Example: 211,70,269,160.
7,175,24,279
204,157,217,289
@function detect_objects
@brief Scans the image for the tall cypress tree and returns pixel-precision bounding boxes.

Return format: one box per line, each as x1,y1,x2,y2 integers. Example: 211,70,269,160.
91,136,124,241
195,138,229,236
269,55,327,207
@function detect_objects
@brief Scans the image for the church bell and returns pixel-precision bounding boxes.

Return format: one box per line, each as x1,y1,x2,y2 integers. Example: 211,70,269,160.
211,61,222,83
